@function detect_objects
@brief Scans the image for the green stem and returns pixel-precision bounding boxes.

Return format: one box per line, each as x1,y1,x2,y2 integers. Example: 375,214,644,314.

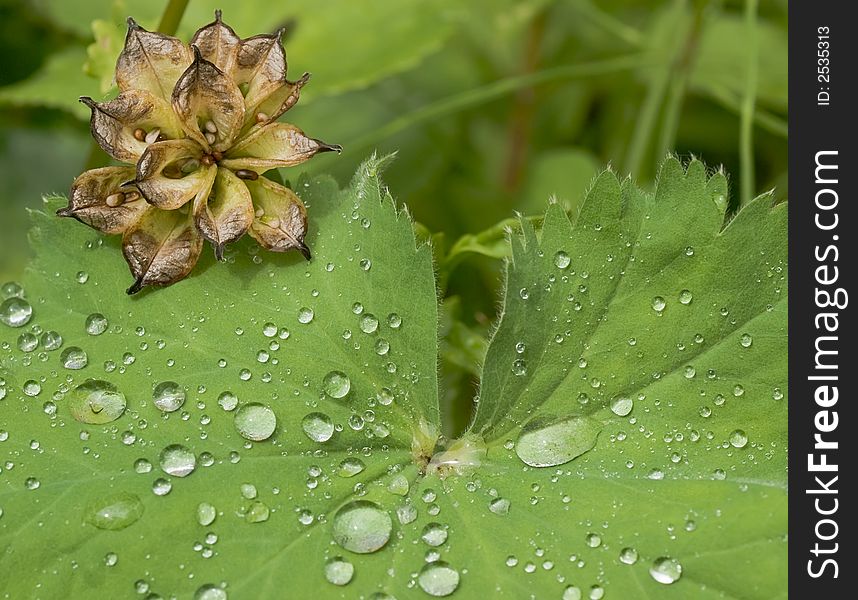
702,83,787,138
623,0,686,176
576,0,644,46
739,0,759,206
346,54,649,156
157,0,191,36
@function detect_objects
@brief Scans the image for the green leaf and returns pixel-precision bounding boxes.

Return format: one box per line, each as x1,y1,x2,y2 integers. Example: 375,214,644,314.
0,47,102,119
0,156,787,598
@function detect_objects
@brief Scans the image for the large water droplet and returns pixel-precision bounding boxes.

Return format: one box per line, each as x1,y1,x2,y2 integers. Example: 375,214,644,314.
234,403,276,441
159,444,196,477
562,585,582,600
323,370,351,398
729,429,748,448
554,251,571,269
61,346,88,369
421,522,448,547
324,556,354,586
417,561,460,597
360,314,379,334
649,556,682,584
85,492,144,530
194,584,227,600
85,312,109,335
337,458,365,478
514,415,601,467
68,379,126,424
0,297,33,328
331,500,392,554
619,547,639,565
651,296,666,313
152,381,186,412
297,307,314,324
197,502,217,526
488,498,510,515
610,396,633,417
302,412,334,442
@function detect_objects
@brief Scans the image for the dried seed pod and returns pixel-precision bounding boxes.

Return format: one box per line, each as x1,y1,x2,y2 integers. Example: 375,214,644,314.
60,11,340,293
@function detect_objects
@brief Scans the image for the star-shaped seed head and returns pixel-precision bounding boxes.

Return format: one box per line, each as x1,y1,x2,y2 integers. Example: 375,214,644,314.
59,11,341,294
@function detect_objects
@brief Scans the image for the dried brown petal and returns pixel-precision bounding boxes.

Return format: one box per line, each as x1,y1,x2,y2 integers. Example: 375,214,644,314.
136,139,216,210
194,167,255,260
116,18,193,102
172,47,245,152
222,123,341,172
234,32,287,114
122,207,203,294
59,166,149,234
245,176,310,258
190,10,241,76
81,91,182,163
242,72,310,130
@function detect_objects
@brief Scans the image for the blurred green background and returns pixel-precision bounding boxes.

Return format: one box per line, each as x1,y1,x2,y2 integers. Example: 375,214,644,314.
0,0,786,431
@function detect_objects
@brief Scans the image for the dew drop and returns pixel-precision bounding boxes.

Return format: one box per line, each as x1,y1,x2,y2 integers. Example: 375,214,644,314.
421,522,448,547
17,333,38,352
68,379,126,424
197,502,217,526
515,415,601,467
417,562,460,597
159,444,196,477
0,297,33,328
729,429,748,448
678,289,693,305
651,296,666,313
302,412,334,442
85,313,109,335
740,333,753,348
217,391,238,411
511,358,527,376
554,251,571,269
337,458,365,478
297,307,314,324
610,396,633,417
360,313,379,334
562,586,582,600
152,381,186,412
649,556,682,584
324,556,354,586
323,370,351,399
152,478,172,496
194,584,227,600
619,547,639,565
40,330,63,351
489,497,510,515
331,500,392,554
85,492,144,530
234,403,276,441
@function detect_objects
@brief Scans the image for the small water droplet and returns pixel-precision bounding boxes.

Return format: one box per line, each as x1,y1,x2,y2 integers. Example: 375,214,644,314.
729,429,748,448
69,379,126,424
619,547,638,565
678,289,693,305
651,296,666,313
489,497,510,515
649,556,682,584
0,297,33,328
421,522,448,547
585,532,601,548
17,333,38,352
152,478,172,496
60,346,88,370
360,313,379,334
40,330,63,351
302,412,334,442
337,457,365,477
159,444,196,477
197,502,217,526
515,415,601,467
152,381,186,412
324,556,354,586
297,307,314,324
194,584,227,600
554,251,571,269
331,500,392,553
610,396,633,417
512,358,527,376
740,333,753,348
85,313,108,335
234,403,276,441
217,390,238,411
417,561,460,597
323,371,351,399
85,492,143,530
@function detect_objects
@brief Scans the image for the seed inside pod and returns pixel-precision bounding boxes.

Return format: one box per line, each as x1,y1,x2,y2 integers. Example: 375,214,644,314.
144,128,161,144
235,169,259,181
105,192,126,207
133,128,146,141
